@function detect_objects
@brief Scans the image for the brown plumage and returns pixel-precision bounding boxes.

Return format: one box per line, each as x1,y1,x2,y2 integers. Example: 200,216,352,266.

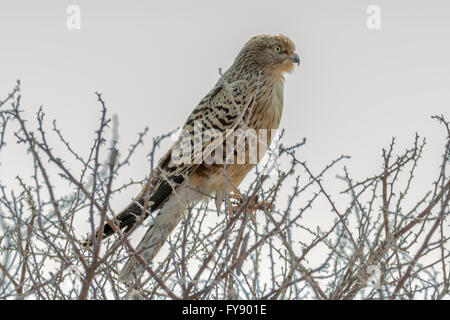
82,34,299,282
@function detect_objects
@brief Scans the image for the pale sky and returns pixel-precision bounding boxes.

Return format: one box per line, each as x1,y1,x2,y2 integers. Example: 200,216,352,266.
0,0,449,243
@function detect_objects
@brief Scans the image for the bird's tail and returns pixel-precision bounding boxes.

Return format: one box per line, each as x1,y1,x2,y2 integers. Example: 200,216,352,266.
80,196,149,250
119,184,204,283
81,171,184,250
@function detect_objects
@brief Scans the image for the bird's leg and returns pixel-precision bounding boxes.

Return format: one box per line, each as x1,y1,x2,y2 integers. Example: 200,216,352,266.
228,185,244,206
215,184,244,217
224,182,246,216
247,195,275,226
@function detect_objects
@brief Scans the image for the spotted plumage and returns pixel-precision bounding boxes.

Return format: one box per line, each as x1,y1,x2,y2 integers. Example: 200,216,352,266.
82,34,299,282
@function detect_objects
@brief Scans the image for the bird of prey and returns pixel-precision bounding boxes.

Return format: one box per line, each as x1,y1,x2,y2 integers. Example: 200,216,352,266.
83,34,299,282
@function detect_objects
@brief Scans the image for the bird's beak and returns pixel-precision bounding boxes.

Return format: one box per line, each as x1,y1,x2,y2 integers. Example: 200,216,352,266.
290,53,300,66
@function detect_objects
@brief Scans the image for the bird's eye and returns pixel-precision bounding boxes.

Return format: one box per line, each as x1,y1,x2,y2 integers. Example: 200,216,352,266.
274,46,281,53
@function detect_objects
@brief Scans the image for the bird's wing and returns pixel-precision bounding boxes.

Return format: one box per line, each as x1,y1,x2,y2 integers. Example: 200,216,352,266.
144,78,256,210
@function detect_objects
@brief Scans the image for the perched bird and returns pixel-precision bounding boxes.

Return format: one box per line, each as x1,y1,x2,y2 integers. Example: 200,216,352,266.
83,34,299,282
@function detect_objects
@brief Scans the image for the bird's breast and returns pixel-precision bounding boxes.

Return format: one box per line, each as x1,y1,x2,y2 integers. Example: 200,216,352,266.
248,78,284,137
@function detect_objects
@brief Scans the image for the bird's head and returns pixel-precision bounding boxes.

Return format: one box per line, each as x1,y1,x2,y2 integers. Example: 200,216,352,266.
235,34,299,77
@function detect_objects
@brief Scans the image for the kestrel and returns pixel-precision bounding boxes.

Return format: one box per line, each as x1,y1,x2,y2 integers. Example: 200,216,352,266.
83,34,299,282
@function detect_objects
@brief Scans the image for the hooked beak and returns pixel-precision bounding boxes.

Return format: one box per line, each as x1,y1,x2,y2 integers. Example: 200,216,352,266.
290,53,300,66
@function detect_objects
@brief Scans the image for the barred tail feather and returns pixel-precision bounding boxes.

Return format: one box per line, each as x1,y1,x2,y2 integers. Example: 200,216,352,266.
118,184,204,283
81,173,184,250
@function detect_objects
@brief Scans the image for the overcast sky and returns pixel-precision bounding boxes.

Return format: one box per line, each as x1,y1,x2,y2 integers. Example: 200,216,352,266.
0,0,449,240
